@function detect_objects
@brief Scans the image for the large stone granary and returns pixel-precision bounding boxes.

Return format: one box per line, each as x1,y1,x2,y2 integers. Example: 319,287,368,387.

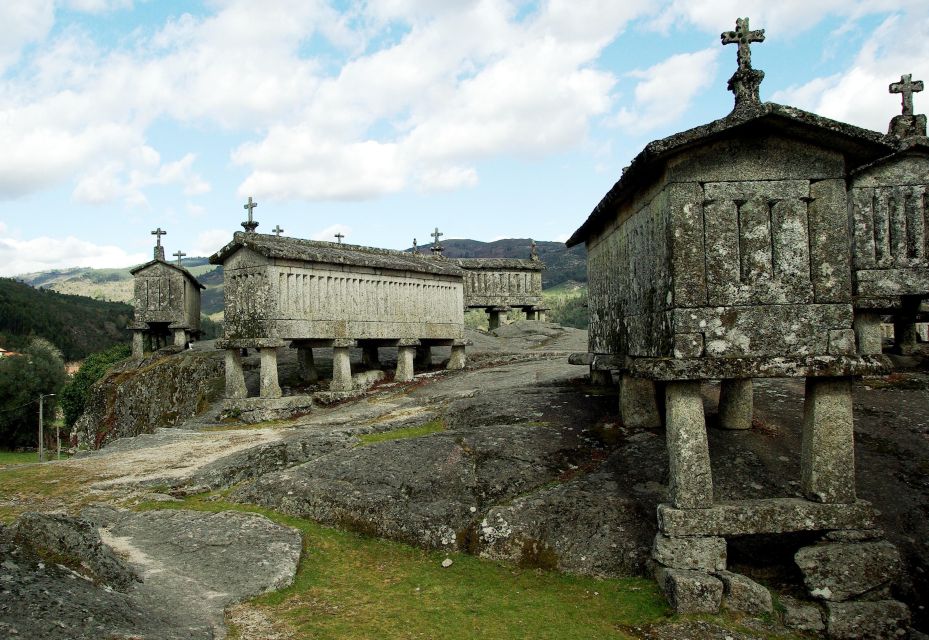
567,17,921,630
209,231,467,397
129,228,205,357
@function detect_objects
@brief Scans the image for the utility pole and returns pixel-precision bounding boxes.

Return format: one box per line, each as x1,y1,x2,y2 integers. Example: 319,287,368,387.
38,393,55,463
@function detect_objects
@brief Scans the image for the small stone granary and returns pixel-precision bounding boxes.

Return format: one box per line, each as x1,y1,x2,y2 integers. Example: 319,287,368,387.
456,242,547,329
850,73,929,355
129,228,204,357
209,223,467,398
568,18,917,636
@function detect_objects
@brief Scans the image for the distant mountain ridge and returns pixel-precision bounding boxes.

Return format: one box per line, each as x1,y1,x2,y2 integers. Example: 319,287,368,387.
16,238,587,319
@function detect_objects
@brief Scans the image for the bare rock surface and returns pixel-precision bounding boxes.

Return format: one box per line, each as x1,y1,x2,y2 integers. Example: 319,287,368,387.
0,507,301,639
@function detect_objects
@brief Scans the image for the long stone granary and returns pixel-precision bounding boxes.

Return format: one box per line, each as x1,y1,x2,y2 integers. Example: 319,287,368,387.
567,18,915,629
456,255,547,329
209,231,467,397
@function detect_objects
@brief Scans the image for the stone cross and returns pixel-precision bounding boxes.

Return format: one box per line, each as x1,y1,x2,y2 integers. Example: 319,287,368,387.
412,238,418,253
721,17,765,71
151,227,167,261
431,227,444,256
530,239,539,261
151,227,167,247
335,232,344,244
890,73,924,117
173,250,186,266
241,196,259,233
273,225,284,236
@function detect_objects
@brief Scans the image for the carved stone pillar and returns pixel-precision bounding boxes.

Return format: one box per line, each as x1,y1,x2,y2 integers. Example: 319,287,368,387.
719,379,753,430
665,381,713,509
224,349,247,399
801,377,855,503
854,312,883,355
259,347,282,398
131,331,144,359
620,374,662,429
330,341,355,392
395,344,417,382
173,329,187,348
894,317,918,355
447,342,467,370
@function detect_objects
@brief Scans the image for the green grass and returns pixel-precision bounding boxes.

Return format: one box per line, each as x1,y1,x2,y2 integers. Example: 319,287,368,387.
0,460,96,523
137,495,670,639
357,419,446,446
0,451,42,465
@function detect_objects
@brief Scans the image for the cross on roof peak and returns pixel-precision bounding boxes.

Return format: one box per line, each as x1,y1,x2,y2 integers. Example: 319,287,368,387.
721,17,765,72
334,232,345,244
173,250,186,266
151,227,167,247
241,196,259,232
412,238,418,253
431,227,444,256
272,225,284,236
530,239,539,261
890,73,924,117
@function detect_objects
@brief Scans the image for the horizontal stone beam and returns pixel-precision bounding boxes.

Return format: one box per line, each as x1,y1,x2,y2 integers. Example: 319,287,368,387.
567,352,624,370
217,338,287,349
657,498,877,537
627,355,890,380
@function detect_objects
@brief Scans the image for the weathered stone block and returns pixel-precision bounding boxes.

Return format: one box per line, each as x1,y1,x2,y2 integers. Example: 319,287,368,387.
665,381,713,508
825,600,910,640
828,329,857,355
780,595,825,632
652,535,726,571
447,345,467,370
395,345,416,382
655,567,723,614
330,346,353,392
672,332,704,358
224,349,247,399
716,570,772,614
795,541,902,602
854,313,883,355
657,498,877,537
801,377,856,503
259,347,282,399
620,375,661,429
718,378,752,429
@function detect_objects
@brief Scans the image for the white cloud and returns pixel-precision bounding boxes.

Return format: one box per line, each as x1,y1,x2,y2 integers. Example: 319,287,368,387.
0,234,147,276
63,0,133,13
190,228,230,257
70,152,210,207
0,1,55,73
614,47,720,132
771,13,929,131
311,224,352,242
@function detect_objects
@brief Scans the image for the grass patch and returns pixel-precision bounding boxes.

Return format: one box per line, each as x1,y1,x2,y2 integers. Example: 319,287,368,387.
357,419,446,446
0,461,96,523
136,495,670,639
0,451,43,465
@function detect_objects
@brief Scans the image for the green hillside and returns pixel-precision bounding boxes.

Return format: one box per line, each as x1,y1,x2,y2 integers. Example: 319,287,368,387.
0,278,132,361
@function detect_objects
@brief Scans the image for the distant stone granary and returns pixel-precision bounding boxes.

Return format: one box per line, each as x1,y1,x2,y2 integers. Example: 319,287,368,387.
456,244,547,329
129,228,204,358
568,18,915,630
850,73,929,355
209,229,467,398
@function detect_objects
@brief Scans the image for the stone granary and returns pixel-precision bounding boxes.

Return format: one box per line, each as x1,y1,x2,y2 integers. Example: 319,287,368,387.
129,228,205,358
567,18,913,634
850,73,929,355
209,231,467,398
456,248,547,329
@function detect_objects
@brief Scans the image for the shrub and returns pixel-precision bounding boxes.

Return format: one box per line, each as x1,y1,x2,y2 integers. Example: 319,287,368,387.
59,343,131,429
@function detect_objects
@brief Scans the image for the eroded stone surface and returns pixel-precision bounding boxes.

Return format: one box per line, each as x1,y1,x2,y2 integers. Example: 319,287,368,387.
652,534,726,571
655,567,723,614
795,541,902,602
716,570,773,614
825,600,911,640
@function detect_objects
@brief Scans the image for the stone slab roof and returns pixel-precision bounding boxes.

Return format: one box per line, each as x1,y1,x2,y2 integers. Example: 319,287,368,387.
210,232,464,277
129,260,206,290
455,258,545,271
567,102,895,247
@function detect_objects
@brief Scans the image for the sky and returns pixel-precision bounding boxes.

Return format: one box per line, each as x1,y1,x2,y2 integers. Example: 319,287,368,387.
0,0,927,276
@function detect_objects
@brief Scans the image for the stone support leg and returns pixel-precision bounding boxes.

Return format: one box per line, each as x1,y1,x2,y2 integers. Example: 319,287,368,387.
525,309,539,321
330,347,353,392
131,331,144,359
259,348,282,398
395,346,416,382
538,310,546,322
297,347,318,383
894,318,918,355
620,375,662,429
854,313,883,355
362,344,380,368
224,349,248,399
447,345,467,370
665,381,713,509
488,310,503,331
719,379,753,430
173,329,187,348
590,369,613,386
801,377,855,503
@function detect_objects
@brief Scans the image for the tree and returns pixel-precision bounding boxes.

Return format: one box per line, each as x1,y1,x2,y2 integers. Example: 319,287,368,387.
60,343,131,429
0,337,67,449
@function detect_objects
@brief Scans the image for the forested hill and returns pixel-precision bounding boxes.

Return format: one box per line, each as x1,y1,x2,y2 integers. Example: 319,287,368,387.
407,239,587,288
0,278,132,361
